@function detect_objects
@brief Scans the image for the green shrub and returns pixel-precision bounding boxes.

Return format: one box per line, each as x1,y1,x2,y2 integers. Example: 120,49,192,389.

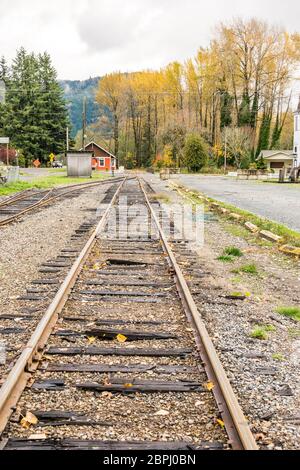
183,134,208,172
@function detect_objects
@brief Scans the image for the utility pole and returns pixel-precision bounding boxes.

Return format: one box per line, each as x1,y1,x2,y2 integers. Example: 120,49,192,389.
66,127,69,152
82,97,87,150
224,127,227,175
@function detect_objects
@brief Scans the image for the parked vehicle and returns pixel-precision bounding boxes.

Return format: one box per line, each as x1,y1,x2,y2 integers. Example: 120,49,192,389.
51,161,63,168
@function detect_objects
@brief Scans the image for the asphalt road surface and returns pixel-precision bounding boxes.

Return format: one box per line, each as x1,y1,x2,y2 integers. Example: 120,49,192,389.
178,175,300,233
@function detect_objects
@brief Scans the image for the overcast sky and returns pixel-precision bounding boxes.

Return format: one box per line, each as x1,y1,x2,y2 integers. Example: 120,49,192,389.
1,0,300,80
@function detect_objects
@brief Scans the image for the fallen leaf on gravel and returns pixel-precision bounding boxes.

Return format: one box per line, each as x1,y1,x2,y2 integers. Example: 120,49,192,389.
204,381,215,391
88,336,96,344
116,334,127,343
43,355,53,361
20,412,38,429
101,392,113,398
155,410,169,416
216,419,225,429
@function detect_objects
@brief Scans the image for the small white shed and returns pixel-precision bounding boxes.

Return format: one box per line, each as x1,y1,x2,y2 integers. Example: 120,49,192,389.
67,152,92,178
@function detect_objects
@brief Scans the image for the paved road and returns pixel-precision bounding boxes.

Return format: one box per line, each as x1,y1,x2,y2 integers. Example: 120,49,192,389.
178,175,300,233
20,168,65,182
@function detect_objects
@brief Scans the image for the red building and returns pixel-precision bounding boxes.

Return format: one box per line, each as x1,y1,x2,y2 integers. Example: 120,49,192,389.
82,141,117,172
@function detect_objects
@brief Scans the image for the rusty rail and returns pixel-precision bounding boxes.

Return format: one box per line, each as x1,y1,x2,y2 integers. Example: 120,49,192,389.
0,177,126,227
139,177,258,451
0,178,126,434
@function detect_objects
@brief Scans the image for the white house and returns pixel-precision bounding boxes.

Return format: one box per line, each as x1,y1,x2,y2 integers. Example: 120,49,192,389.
293,98,300,167
259,97,300,177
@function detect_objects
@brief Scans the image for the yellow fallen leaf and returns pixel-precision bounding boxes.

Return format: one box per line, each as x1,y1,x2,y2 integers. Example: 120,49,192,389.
204,381,215,391
124,383,133,388
88,336,96,344
217,419,225,429
20,412,38,429
116,334,127,343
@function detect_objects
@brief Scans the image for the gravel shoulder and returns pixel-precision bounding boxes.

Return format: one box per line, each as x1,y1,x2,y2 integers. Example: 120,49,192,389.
143,173,300,450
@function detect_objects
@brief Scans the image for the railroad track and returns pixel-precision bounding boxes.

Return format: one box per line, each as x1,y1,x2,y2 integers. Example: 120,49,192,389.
0,177,125,228
0,177,257,451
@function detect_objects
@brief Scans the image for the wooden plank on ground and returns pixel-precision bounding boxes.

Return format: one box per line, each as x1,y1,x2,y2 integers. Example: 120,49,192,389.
83,328,177,341
4,439,224,450
46,347,192,357
44,363,197,374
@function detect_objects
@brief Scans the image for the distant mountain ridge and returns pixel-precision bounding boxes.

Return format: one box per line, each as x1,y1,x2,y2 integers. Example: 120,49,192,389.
59,76,108,138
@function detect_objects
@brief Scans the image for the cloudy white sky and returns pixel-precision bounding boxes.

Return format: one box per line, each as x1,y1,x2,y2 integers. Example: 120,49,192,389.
1,0,300,80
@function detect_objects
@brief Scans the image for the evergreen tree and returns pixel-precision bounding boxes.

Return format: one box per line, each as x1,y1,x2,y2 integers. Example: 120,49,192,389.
220,91,233,128
2,49,69,165
238,92,251,127
256,112,272,157
270,114,282,149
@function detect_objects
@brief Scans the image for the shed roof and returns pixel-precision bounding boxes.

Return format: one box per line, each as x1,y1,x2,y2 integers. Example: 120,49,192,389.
259,150,294,160
81,141,117,159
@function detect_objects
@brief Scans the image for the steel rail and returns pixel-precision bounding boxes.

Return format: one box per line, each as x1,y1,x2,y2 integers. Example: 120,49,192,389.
139,177,258,451
0,177,126,227
0,176,126,211
0,178,126,435
0,190,37,209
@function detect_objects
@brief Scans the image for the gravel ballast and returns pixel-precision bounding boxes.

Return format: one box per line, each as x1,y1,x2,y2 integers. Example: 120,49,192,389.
143,173,300,450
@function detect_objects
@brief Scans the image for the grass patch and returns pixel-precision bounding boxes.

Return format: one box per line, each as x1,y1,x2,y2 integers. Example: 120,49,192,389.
276,306,300,321
224,246,243,257
230,291,251,298
250,327,268,340
152,193,171,204
288,328,300,338
250,324,276,340
0,173,110,196
272,353,286,362
233,264,259,275
231,275,242,284
217,255,235,263
223,223,251,239
218,247,243,263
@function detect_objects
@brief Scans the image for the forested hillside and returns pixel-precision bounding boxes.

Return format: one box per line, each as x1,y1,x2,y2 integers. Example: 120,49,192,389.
96,19,300,170
59,77,112,138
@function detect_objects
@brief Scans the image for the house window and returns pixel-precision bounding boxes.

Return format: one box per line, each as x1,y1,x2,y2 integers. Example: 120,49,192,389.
270,162,284,169
99,158,105,167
